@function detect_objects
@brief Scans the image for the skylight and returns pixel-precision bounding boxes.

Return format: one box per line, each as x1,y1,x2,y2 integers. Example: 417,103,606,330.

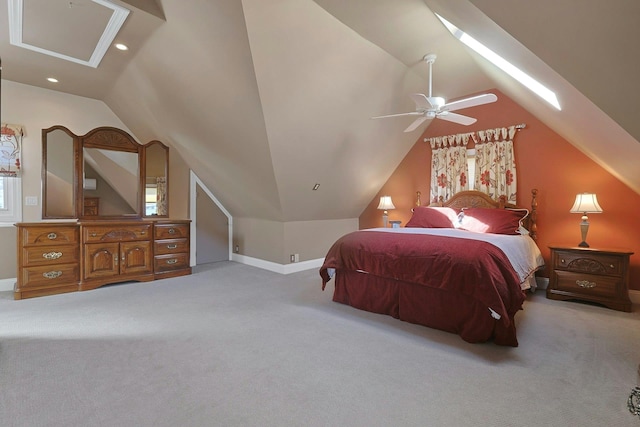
436,14,561,111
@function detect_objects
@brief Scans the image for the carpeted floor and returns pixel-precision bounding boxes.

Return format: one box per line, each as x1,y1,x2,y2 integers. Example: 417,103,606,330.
1,261,638,426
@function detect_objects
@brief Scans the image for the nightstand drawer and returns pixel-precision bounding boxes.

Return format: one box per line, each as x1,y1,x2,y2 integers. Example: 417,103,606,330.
554,270,618,298
553,250,623,276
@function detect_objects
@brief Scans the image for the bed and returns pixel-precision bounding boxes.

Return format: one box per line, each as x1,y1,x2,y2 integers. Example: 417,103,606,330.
319,189,544,346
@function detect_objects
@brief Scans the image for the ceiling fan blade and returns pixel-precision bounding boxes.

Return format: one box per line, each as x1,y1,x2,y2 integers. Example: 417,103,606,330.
441,93,497,112
404,116,430,132
437,112,477,126
371,112,422,119
409,93,430,109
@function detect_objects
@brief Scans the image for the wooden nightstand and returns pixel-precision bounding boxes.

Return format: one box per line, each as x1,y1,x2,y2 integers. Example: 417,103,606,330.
547,245,633,312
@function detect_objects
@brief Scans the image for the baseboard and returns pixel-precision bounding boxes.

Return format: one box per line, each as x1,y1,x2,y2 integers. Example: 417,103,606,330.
231,254,324,275
0,278,15,292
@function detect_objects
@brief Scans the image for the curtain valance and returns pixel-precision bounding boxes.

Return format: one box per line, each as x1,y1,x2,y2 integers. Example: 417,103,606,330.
428,132,475,149
0,123,24,177
425,123,524,147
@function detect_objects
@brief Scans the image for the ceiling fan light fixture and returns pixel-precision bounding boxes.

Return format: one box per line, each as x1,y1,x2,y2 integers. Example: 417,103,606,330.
372,53,496,131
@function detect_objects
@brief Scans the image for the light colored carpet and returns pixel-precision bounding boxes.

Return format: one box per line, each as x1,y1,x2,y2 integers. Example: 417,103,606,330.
0,261,638,426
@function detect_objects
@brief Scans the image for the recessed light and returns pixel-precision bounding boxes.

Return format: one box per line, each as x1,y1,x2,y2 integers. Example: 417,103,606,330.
114,43,128,51
47,77,58,83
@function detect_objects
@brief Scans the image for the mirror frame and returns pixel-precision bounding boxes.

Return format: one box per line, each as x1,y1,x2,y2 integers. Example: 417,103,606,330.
141,140,170,218
41,125,78,219
79,127,143,219
42,126,169,220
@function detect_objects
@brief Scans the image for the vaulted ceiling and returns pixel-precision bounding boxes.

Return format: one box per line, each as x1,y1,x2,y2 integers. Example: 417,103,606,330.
2,0,639,222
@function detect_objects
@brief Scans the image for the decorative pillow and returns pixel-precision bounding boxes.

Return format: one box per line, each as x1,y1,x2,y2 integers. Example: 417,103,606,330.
459,207,529,235
405,206,460,228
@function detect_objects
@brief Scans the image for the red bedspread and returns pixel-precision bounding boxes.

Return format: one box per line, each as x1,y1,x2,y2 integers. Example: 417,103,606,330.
320,230,526,344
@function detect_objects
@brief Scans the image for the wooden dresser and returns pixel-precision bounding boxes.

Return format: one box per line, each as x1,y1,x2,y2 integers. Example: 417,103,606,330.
15,223,80,299
15,220,192,299
547,245,633,312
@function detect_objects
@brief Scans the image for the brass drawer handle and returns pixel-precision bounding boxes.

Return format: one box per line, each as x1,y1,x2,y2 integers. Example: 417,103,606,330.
576,280,596,288
168,228,176,235
167,244,178,249
140,231,146,235
609,264,615,269
42,251,63,260
166,259,178,265
43,271,62,279
47,232,57,240
90,233,97,237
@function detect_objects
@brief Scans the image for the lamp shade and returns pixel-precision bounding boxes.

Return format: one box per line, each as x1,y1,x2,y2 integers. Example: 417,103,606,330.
570,193,603,214
377,196,395,211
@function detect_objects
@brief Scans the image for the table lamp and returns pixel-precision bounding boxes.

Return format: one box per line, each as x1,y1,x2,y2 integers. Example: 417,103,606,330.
570,193,603,248
377,196,395,228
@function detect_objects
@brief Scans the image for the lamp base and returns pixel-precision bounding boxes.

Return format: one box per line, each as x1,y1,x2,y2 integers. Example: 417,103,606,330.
578,216,590,249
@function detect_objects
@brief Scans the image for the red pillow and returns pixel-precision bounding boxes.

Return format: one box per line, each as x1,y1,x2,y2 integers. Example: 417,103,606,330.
460,207,528,235
406,206,460,228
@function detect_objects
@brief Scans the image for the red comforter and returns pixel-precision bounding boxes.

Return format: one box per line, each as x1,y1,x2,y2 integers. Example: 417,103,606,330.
320,230,526,345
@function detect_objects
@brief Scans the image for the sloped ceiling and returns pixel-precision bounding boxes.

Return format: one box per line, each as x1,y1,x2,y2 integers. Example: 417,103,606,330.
2,0,640,223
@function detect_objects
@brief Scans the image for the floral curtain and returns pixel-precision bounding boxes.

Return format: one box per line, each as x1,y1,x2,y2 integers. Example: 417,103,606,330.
0,123,24,177
156,176,167,215
474,125,518,203
428,132,472,203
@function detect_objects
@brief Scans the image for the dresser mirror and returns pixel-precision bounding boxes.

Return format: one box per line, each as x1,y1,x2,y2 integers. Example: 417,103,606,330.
42,126,77,219
143,141,169,217
83,147,140,217
42,126,169,220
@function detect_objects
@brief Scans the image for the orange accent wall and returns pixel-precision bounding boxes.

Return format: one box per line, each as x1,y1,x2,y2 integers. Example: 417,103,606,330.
359,89,640,291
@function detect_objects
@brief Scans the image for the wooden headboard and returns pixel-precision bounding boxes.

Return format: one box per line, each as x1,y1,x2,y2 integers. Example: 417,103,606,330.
427,189,538,241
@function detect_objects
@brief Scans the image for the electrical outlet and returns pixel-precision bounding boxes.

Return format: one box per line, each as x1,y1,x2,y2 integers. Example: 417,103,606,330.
294,253,299,262
25,196,38,206
290,254,295,263
234,245,239,253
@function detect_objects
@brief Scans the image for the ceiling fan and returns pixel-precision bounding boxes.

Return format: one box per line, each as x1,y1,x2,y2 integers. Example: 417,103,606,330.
372,53,498,132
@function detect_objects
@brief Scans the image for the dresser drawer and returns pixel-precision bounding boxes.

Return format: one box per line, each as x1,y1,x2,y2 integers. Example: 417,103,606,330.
554,270,618,299
22,245,79,267
154,238,189,255
83,224,152,242
20,264,80,289
154,224,189,240
553,250,623,276
154,253,190,272
21,226,79,246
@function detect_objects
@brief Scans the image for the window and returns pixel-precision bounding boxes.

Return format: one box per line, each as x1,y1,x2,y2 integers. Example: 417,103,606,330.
0,176,22,224
436,13,561,110
466,149,476,191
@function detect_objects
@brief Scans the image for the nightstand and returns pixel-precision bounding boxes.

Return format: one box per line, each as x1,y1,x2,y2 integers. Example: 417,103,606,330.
547,245,633,312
